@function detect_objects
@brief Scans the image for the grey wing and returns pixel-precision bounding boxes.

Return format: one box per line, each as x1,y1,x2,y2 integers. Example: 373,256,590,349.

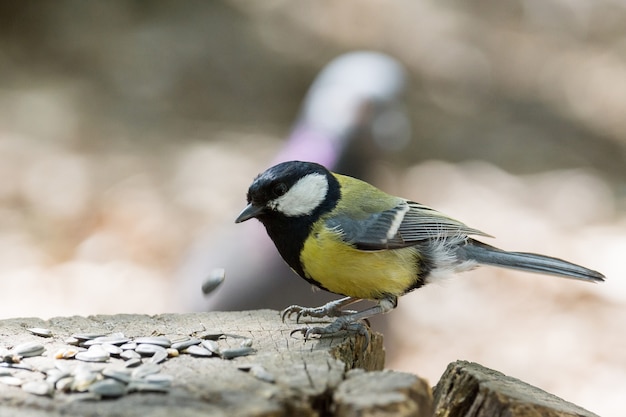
327,200,491,250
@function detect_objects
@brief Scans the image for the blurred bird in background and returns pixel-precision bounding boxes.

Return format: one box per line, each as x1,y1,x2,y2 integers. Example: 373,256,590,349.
177,51,410,313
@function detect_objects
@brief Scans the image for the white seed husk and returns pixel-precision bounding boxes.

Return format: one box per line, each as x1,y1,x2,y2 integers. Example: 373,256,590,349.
27,328,53,338
22,381,53,396
201,268,226,295
14,342,45,358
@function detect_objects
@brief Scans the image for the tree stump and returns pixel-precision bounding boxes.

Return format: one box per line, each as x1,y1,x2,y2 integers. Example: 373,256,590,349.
0,310,390,417
0,311,599,417
433,361,599,417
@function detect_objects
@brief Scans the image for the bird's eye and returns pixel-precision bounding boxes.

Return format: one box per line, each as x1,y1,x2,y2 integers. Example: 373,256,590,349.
272,183,287,197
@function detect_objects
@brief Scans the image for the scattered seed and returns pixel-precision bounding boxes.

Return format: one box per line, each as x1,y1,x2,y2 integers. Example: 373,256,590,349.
27,328,53,338
194,331,225,341
166,348,179,358
100,344,123,356
127,380,170,393
89,379,127,398
55,376,74,392
220,347,254,359
183,345,213,357
71,369,100,392
71,333,106,341
124,358,142,368
0,376,23,386
148,350,168,365
120,342,137,351
135,344,166,357
14,342,45,358
75,345,110,363
120,350,141,361
131,364,160,379
144,373,173,387
240,338,253,348
249,365,275,383
65,337,81,346
45,368,70,385
102,368,131,384
54,347,81,360
171,338,201,351
84,335,130,346
202,268,226,295
200,340,220,354
134,337,171,348
22,381,53,396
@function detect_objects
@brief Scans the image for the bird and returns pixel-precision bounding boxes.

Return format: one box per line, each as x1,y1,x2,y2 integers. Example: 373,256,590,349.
177,51,409,313
235,160,605,341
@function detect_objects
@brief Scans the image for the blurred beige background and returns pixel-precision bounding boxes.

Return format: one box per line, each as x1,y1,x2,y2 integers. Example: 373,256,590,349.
0,1,624,416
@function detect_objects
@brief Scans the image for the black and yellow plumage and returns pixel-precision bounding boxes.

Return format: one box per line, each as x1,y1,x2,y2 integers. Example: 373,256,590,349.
236,161,605,339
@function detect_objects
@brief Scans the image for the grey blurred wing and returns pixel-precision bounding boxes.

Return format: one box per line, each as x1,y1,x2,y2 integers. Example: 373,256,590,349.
327,200,491,250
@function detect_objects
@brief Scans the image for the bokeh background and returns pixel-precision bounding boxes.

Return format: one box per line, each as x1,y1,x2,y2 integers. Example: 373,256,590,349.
1,1,625,415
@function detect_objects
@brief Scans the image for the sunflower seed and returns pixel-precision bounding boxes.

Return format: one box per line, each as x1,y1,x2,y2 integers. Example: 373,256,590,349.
220,347,254,359
148,350,168,365
240,338,253,348
89,379,127,398
249,365,275,383
22,381,53,396
100,343,123,356
144,373,173,387
200,340,220,354
0,376,23,386
75,345,110,363
124,358,142,368
120,350,141,361
65,336,81,346
171,338,201,351
27,328,53,338
120,342,137,350
166,348,179,358
135,344,166,357
134,337,171,348
183,345,213,357
131,363,160,379
83,335,130,346
127,380,170,393
102,368,132,384
71,369,100,392
45,368,70,385
202,268,226,295
71,333,106,341
54,347,81,359
14,342,45,358
55,376,74,392
194,331,225,340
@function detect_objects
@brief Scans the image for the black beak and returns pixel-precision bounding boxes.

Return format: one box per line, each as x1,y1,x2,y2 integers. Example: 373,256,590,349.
235,203,266,223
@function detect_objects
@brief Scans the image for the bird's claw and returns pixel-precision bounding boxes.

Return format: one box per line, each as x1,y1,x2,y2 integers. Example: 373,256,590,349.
281,304,357,323
288,317,371,349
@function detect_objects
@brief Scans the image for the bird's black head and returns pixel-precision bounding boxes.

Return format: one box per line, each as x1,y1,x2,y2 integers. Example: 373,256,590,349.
235,161,339,224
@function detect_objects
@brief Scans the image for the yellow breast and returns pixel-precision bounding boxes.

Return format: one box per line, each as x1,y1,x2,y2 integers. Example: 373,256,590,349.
300,224,419,300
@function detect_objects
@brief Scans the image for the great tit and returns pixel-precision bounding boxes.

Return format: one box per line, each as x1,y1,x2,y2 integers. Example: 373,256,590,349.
235,160,605,340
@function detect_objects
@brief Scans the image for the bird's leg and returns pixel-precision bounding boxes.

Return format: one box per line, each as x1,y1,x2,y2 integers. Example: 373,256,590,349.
290,295,398,348
282,296,361,323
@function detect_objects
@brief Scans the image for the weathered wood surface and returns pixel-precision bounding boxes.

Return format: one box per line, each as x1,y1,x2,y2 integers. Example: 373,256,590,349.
433,361,599,417
0,310,385,417
0,311,600,417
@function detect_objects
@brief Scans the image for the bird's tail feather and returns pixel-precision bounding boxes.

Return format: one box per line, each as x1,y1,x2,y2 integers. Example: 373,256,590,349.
458,240,605,283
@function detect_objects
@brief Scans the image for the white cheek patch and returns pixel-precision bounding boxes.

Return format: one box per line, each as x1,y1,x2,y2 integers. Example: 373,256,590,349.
271,173,329,217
